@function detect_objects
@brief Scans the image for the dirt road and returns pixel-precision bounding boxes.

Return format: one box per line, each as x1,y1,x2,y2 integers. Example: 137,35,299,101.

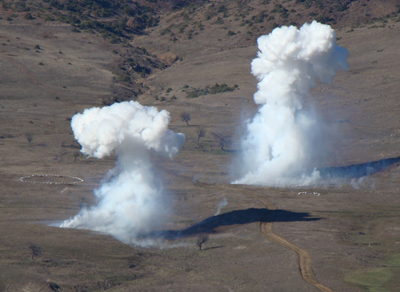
191,179,335,291
240,189,334,292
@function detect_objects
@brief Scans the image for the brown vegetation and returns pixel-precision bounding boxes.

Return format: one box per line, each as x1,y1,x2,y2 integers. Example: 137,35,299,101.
0,1,400,291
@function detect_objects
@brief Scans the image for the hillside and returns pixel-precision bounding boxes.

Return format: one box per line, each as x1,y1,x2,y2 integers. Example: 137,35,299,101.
0,0,400,291
0,0,399,99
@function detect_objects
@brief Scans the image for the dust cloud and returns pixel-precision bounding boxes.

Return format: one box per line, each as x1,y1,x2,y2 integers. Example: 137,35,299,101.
60,101,185,246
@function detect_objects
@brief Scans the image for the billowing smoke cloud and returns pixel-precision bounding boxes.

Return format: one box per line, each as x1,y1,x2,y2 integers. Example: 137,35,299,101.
214,198,227,216
60,101,185,245
234,21,349,186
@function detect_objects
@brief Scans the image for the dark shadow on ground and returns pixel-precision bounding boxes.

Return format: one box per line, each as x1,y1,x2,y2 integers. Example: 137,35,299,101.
141,208,320,240
317,156,400,179
203,246,224,251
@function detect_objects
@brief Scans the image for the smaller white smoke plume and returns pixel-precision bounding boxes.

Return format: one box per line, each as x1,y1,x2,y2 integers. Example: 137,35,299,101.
60,101,185,245
214,198,228,216
350,177,375,189
235,21,349,186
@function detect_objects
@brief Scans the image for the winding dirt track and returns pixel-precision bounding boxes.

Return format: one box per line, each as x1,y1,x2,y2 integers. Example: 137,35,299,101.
193,181,334,292
239,188,334,292
259,221,333,292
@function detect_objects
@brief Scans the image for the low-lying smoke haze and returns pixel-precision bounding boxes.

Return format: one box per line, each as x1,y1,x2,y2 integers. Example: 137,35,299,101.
60,101,185,245
234,21,349,186
214,198,228,216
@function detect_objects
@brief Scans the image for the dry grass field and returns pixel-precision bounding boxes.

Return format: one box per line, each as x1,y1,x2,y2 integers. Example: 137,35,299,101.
0,1,400,291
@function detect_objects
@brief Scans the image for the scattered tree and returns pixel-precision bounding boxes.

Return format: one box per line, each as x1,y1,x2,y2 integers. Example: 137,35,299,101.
212,128,231,151
196,126,207,141
73,151,80,162
196,234,209,250
29,243,42,259
181,112,191,126
24,13,34,20
25,133,33,146
48,282,61,291
54,151,67,162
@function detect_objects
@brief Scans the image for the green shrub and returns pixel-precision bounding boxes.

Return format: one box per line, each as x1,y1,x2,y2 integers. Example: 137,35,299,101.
187,29,194,39
114,72,130,82
187,88,208,98
24,13,34,20
315,15,334,24
186,83,238,98
252,11,268,23
178,23,188,34
209,83,238,94
334,4,348,12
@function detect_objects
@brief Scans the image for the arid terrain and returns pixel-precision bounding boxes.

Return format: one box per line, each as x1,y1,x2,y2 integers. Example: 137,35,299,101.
0,0,400,291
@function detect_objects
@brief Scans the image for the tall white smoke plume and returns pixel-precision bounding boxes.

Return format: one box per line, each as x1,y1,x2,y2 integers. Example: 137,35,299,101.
60,101,185,245
235,21,349,186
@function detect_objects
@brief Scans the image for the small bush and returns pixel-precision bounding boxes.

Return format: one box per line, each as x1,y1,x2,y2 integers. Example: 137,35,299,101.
212,17,224,25
160,26,172,36
24,13,34,20
28,243,42,259
178,23,188,34
25,133,33,146
187,29,194,39
181,112,191,126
